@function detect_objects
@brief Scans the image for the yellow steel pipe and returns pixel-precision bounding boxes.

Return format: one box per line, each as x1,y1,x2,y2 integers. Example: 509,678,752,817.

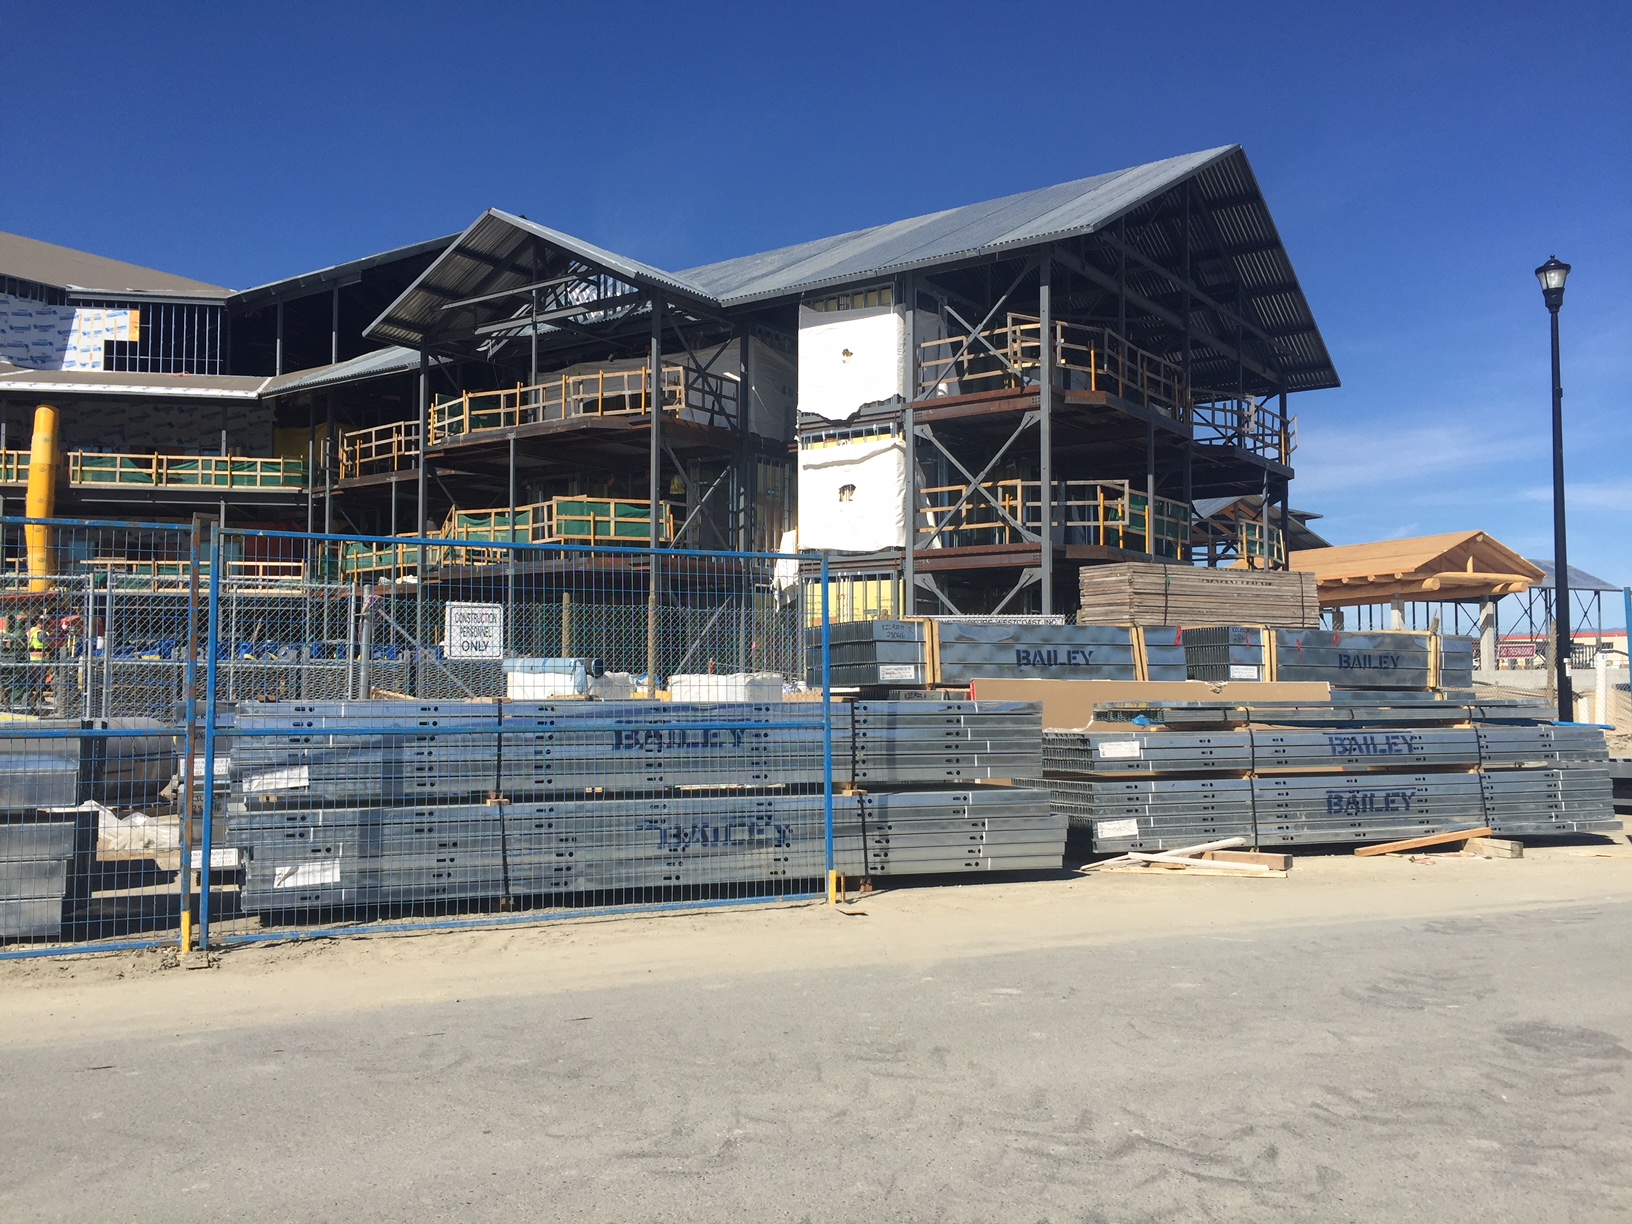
25,404,59,593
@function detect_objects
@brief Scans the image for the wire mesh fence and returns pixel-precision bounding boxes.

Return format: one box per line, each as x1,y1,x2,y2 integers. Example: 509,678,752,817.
0,518,835,955
202,529,831,948
0,517,205,952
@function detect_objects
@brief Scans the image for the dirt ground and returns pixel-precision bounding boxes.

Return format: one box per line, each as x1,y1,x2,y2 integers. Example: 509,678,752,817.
4,839,1631,1045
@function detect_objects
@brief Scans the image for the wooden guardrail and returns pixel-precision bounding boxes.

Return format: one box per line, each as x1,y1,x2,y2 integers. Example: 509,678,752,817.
431,362,738,442
338,420,419,480
68,453,306,489
918,318,1191,421
68,558,308,589
919,478,1189,560
338,360,739,478
0,451,309,490
339,497,679,580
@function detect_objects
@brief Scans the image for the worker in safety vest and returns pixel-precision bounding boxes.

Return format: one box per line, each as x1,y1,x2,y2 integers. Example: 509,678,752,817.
26,616,49,710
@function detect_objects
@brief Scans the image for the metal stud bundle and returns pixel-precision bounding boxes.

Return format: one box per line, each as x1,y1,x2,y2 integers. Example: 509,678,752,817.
809,620,1189,689
0,725,80,812
235,793,834,915
1180,627,1477,691
1478,768,1617,835
0,818,75,939
227,697,1061,915
835,788,1063,875
1028,776,1255,852
0,726,80,940
846,700,1041,784
1038,702,1619,852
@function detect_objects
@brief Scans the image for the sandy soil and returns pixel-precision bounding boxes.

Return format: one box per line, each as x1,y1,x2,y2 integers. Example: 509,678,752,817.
4,838,1631,1048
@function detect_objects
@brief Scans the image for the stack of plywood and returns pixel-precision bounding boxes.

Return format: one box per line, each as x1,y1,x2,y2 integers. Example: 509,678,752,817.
1077,563,1321,629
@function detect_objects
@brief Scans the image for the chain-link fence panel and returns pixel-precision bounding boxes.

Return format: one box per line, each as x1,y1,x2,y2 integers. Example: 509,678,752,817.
0,517,207,956
198,528,834,947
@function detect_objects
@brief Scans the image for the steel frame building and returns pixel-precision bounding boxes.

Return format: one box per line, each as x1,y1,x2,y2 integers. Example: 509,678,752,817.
0,144,1339,619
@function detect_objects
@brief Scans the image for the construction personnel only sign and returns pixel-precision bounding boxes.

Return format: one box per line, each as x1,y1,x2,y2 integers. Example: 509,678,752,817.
443,602,504,659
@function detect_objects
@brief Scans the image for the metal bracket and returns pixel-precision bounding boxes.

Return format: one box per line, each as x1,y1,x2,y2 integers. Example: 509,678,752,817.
913,572,962,616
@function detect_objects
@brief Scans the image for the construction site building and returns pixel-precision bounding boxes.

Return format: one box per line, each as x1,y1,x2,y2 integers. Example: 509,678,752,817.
0,145,1339,618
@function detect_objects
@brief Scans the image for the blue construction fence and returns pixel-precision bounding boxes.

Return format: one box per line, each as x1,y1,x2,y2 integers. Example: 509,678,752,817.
0,517,838,956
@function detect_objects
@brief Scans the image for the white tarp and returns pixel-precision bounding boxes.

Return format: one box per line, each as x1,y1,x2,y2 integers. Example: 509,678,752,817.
797,436,906,552
797,308,904,421
773,528,800,592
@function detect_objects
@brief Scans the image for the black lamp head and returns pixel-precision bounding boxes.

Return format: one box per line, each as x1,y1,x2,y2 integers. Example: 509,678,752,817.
1536,256,1571,311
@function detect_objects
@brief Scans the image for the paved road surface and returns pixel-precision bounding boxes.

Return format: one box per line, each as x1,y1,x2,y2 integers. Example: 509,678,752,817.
2,865,1630,1221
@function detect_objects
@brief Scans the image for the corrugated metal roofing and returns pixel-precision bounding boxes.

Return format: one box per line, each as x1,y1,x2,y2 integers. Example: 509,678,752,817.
261,345,426,397
678,147,1233,304
0,231,230,299
366,146,1336,393
1530,560,1621,593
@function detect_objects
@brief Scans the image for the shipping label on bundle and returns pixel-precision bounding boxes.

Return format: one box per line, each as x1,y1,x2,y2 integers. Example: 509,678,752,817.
1229,664,1260,680
1097,817,1140,838
242,765,310,793
1096,740,1143,760
878,664,917,681
273,859,341,889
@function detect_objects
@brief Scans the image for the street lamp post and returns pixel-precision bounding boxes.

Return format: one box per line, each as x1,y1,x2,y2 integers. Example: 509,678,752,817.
1536,255,1572,722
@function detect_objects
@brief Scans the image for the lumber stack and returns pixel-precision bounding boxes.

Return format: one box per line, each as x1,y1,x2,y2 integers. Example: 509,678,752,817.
1076,562,1321,628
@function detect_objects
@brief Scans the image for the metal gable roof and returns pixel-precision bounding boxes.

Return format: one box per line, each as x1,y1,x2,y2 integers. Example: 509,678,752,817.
677,147,1236,305
363,146,1335,393
366,209,718,349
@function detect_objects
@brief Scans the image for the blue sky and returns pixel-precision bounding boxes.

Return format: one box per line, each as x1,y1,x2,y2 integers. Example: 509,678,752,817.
3,1,1627,606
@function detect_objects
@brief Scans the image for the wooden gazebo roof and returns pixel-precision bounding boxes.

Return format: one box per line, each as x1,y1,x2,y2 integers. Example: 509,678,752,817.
1289,531,1545,606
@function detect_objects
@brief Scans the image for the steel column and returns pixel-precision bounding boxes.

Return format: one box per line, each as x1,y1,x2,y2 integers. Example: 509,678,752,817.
198,525,223,950
529,287,539,386
902,274,916,619
1145,422,1156,558
324,390,334,536
903,404,915,617
416,350,428,696
821,552,834,901
646,300,662,697
507,432,517,654
1038,254,1054,615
